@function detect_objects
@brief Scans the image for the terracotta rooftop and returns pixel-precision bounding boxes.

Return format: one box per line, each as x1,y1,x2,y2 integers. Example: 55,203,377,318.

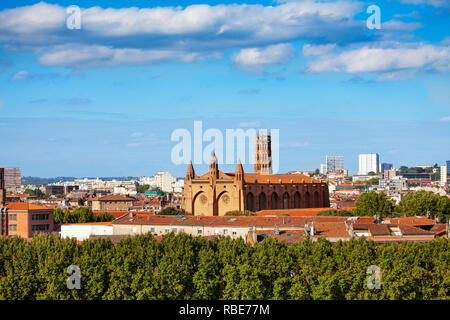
97,195,135,201
243,173,321,184
383,216,436,226
112,214,377,228
64,222,113,226
251,229,307,244
5,202,53,211
256,207,356,217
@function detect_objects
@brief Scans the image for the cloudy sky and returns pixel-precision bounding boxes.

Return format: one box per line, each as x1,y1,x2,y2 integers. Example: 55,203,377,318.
0,0,449,177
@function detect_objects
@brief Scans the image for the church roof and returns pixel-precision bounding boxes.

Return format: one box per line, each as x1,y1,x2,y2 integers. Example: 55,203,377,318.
191,171,321,184
243,173,321,184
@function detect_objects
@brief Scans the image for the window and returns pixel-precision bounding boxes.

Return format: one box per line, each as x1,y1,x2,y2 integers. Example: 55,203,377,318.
197,228,202,235
223,229,228,235
9,224,17,231
232,229,237,236
8,214,17,221
32,213,49,221
165,228,169,234
173,228,177,234
150,227,155,233
32,224,49,231
180,228,184,233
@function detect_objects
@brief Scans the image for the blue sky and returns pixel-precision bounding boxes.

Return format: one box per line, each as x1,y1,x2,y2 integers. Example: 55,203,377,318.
0,0,449,177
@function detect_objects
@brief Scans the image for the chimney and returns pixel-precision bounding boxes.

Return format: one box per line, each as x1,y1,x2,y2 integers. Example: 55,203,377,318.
310,221,315,236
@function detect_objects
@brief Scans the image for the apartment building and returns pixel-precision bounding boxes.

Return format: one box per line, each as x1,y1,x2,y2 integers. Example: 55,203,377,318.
6,202,54,239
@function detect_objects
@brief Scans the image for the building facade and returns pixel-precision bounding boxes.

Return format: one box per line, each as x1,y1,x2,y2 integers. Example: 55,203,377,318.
183,154,330,216
6,203,54,239
358,153,380,175
91,195,135,211
0,167,21,190
326,156,344,173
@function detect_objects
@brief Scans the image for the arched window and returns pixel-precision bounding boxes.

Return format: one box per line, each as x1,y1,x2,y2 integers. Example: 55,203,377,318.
258,193,267,211
294,192,301,208
305,191,311,208
270,192,279,209
246,193,255,212
313,191,320,207
282,192,290,209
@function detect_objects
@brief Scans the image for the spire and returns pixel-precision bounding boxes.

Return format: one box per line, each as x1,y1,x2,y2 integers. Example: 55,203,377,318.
209,152,218,178
186,160,195,180
235,158,244,181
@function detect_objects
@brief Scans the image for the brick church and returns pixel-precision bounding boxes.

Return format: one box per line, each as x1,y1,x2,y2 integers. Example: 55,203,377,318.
183,133,330,216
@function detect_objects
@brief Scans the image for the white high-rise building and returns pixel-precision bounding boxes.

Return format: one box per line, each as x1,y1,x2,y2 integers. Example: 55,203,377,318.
441,165,448,186
320,164,327,175
358,153,380,175
154,172,177,193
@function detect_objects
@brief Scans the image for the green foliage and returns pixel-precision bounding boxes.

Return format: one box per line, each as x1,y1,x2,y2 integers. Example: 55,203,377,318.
157,207,188,215
224,210,257,216
395,190,450,222
317,209,354,217
137,184,150,194
0,234,448,300
354,191,395,217
24,188,50,199
353,178,379,185
53,207,115,224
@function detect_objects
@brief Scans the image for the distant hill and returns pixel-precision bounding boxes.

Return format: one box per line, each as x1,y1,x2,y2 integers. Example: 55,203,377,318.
21,176,139,185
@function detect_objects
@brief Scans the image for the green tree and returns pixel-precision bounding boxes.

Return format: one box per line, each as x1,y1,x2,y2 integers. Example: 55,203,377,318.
395,190,450,222
157,207,187,215
354,191,395,217
317,209,354,217
224,210,256,216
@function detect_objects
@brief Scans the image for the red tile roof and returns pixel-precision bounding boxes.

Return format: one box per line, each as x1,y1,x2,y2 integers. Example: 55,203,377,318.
112,215,375,228
383,216,436,226
97,195,135,201
5,202,53,211
256,207,355,217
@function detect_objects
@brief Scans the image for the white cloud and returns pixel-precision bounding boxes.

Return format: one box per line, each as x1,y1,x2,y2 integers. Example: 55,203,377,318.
440,116,450,122
305,43,450,74
400,0,450,8
0,1,363,69
382,20,422,32
233,43,296,73
375,70,417,82
239,121,261,127
10,70,30,82
37,44,216,68
126,142,141,148
131,132,143,138
302,43,336,56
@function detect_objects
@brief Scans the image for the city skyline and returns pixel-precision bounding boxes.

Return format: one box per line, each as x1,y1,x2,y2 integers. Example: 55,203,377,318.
0,0,449,177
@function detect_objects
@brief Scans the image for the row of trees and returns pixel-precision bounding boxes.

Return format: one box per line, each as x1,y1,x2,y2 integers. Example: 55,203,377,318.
353,191,450,222
0,234,448,300
53,207,115,224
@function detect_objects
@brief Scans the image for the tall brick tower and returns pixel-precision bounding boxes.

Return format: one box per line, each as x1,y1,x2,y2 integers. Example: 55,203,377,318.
0,168,8,236
254,131,272,174
0,168,5,206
